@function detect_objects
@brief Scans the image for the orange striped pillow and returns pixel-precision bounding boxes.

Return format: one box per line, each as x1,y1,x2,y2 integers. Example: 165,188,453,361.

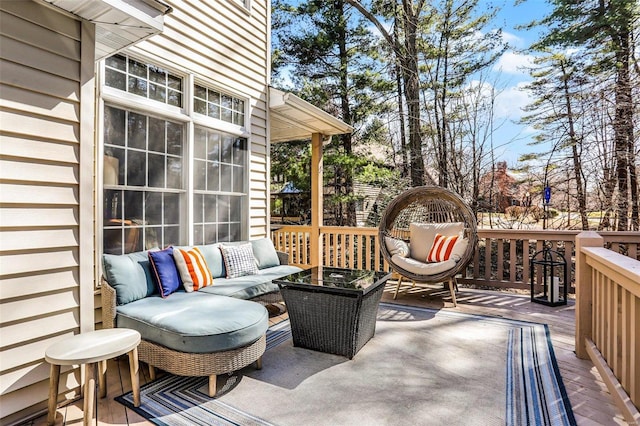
173,247,213,292
426,233,459,263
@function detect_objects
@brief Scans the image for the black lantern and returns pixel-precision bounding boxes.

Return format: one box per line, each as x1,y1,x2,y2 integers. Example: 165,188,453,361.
530,247,568,306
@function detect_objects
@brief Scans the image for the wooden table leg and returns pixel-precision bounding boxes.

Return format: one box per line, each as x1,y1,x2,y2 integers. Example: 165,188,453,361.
47,364,60,426
128,348,140,407
98,359,107,398
83,363,96,426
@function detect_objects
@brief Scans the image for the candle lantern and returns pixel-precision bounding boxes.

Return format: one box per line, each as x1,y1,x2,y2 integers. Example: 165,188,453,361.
530,247,568,306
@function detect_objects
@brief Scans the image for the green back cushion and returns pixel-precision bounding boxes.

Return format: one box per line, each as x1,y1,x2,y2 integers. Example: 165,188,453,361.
194,243,225,278
250,238,280,269
103,251,157,305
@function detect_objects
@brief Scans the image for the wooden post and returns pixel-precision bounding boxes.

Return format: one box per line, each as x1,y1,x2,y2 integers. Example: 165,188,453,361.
310,133,324,267
575,231,604,359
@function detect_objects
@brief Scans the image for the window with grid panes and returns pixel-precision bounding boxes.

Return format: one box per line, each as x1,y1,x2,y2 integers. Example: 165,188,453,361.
102,54,249,255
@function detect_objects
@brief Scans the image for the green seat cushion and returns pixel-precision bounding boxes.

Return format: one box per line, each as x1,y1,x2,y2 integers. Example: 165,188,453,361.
115,291,268,353
199,265,302,299
103,251,157,305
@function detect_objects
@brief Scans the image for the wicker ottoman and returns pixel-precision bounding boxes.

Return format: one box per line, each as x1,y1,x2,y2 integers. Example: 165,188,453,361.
276,267,391,359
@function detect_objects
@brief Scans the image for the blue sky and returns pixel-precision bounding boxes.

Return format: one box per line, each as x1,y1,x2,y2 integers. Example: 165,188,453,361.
482,0,551,165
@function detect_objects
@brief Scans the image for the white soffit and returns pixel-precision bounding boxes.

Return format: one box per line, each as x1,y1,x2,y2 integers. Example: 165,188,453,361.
43,0,172,60
270,87,353,143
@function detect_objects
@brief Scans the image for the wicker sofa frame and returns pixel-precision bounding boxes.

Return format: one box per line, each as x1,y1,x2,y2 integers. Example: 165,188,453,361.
101,280,266,397
378,186,478,306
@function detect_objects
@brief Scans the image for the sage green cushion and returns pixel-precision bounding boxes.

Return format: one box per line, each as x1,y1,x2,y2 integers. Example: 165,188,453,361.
199,265,302,299
250,238,280,269
175,244,226,279
115,291,268,353
103,251,157,305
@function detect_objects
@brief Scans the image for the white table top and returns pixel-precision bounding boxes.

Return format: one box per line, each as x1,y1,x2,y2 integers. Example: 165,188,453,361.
45,328,141,365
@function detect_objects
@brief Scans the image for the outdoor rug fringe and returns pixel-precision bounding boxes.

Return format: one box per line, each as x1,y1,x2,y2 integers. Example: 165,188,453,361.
116,303,576,426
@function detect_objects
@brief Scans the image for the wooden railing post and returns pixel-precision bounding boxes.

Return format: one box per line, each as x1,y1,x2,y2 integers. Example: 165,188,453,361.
575,231,604,359
309,132,323,267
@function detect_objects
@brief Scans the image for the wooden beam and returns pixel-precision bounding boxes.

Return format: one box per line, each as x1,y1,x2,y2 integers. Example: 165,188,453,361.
310,133,323,267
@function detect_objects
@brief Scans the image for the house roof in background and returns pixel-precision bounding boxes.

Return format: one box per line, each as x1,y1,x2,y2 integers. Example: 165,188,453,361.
269,87,353,143
42,0,172,60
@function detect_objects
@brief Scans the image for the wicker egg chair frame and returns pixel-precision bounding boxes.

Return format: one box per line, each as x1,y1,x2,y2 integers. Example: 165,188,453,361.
378,186,478,303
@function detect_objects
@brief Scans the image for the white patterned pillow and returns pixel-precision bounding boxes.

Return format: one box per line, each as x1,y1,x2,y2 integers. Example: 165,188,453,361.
385,237,409,258
219,243,259,278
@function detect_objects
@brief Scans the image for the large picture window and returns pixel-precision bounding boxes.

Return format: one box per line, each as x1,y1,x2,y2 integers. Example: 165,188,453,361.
102,54,249,255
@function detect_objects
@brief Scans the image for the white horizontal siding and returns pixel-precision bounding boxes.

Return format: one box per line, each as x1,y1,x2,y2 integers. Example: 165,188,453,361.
0,1,88,423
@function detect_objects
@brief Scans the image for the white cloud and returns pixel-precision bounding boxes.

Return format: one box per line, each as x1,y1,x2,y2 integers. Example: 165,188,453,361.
493,51,535,75
501,31,525,48
494,82,532,120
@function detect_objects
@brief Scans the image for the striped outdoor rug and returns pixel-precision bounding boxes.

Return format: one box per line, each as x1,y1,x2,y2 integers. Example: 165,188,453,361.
116,303,576,426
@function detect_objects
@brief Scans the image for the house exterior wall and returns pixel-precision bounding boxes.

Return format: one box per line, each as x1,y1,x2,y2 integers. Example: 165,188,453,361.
0,0,270,423
0,1,96,422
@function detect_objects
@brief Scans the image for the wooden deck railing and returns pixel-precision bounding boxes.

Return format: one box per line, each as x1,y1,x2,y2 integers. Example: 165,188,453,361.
575,232,640,424
271,225,640,292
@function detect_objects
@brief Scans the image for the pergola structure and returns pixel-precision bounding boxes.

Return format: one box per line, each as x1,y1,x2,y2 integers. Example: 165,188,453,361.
269,87,353,266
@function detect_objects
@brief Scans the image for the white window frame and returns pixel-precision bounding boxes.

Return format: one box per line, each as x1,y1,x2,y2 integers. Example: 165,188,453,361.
97,52,252,260
229,0,251,14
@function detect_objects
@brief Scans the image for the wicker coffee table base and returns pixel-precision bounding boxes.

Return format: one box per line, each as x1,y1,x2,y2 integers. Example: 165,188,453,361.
281,284,386,359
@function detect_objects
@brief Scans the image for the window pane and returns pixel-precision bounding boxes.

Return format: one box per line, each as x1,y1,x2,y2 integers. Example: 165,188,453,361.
164,225,180,246
233,137,246,165
195,99,207,115
148,153,165,188
149,83,166,103
128,76,147,97
124,191,143,221
195,85,207,99
229,223,241,241
104,147,124,186
104,190,122,220
128,112,146,149
168,74,182,90
207,162,219,192
105,69,126,91
104,106,125,146
217,223,230,242
129,58,146,77
231,196,242,216
221,108,232,123
208,134,220,161
145,227,160,249
218,195,230,222
164,193,180,224
221,136,233,163
194,224,204,245
208,104,220,119
194,194,204,223
148,118,165,153
145,192,162,225
204,194,217,222
232,166,244,193
149,66,165,84
220,164,232,192
221,95,232,109
106,54,126,71
205,225,217,244
194,160,206,190
127,151,146,186
169,91,182,107
167,157,182,189
167,122,182,156
103,228,123,255
194,129,206,159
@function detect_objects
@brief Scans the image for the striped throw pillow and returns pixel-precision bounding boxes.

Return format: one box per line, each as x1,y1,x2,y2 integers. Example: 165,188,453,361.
173,247,213,292
426,233,459,263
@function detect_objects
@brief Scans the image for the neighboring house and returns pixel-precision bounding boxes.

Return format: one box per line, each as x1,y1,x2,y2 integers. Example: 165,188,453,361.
478,161,532,213
0,1,349,422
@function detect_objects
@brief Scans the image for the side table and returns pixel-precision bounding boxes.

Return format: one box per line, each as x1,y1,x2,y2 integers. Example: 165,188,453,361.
45,328,141,426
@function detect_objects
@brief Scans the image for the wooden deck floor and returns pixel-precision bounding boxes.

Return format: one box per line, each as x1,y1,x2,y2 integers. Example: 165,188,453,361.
30,285,628,426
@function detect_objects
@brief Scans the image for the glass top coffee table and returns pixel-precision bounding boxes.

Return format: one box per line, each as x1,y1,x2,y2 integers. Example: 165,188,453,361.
275,267,391,359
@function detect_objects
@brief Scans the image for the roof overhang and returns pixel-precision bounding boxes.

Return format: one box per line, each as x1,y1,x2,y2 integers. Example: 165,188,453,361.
42,0,172,60
269,87,353,143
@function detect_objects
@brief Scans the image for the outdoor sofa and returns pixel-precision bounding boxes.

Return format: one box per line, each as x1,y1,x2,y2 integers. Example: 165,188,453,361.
101,238,302,397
